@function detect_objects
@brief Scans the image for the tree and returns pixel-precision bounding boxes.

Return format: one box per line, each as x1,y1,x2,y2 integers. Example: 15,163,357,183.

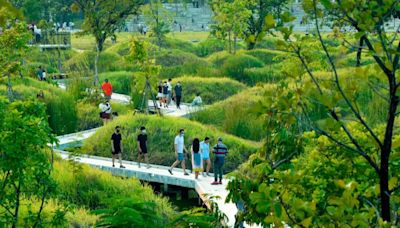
0,0,23,25
227,0,400,226
142,0,172,51
243,0,289,50
211,0,255,54
0,21,30,101
0,98,58,227
72,0,143,86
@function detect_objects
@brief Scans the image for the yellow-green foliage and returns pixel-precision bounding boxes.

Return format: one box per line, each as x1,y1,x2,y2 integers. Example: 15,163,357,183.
82,115,260,172
64,51,136,73
52,158,174,217
239,49,285,64
0,78,77,135
169,76,246,104
191,85,275,141
156,49,213,78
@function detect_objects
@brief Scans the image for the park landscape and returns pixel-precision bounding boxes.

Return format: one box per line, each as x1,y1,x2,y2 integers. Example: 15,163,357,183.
1,0,400,227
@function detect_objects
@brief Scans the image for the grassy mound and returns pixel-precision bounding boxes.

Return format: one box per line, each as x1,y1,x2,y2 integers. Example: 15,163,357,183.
156,49,214,78
0,78,77,135
82,115,260,173
169,76,247,104
64,51,136,73
191,85,275,141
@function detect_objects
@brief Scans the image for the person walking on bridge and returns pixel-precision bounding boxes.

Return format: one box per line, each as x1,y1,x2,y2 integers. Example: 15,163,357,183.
211,137,228,185
111,126,125,168
201,137,211,177
137,126,150,169
169,129,189,176
191,138,203,179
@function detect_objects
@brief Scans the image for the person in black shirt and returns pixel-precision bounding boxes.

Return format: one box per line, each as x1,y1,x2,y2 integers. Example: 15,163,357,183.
163,81,169,108
111,126,125,168
137,126,150,168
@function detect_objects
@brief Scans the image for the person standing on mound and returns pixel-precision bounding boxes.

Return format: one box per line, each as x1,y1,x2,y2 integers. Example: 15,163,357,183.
137,126,150,168
169,129,189,175
111,126,125,168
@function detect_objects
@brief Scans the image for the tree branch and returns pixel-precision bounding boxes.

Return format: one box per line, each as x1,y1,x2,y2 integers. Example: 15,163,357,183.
312,0,384,150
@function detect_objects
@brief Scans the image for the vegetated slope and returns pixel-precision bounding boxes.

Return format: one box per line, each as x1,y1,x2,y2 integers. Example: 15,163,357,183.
82,114,260,173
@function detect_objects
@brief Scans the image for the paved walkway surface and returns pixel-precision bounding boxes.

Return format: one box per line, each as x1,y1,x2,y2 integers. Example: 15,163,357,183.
57,81,200,117
55,131,242,227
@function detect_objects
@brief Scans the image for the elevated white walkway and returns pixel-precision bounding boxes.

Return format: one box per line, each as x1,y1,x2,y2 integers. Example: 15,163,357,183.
55,130,244,227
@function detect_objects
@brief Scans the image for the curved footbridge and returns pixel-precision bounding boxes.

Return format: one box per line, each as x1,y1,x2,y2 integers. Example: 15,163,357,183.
55,129,256,227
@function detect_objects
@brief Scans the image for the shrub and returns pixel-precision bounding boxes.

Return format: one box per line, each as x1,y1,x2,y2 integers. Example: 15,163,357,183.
45,91,78,135
52,158,174,219
76,102,102,131
195,38,226,57
64,51,135,73
221,54,264,83
243,65,285,85
99,71,136,94
156,49,213,78
241,49,285,64
191,85,272,141
81,115,260,173
169,76,247,104
162,37,197,54
0,78,78,135
206,51,231,67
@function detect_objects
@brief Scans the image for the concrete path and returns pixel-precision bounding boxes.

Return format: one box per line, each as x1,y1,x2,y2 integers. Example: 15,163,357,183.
57,81,200,117
55,131,243,227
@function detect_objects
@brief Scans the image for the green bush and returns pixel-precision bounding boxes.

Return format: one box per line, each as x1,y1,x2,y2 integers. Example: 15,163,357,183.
241,49,285,64
64,51,136,73
206,51,231,67
81,115,260,173
76,102,102,131
99,71,136,94
243,65,285,85
191,85,274,141
195,38,226,57
45,91,78,135
52,158,174,213
170,76,247,104
0,78,78,135
156,49,213,78
221,54,264,83
162,37,197,54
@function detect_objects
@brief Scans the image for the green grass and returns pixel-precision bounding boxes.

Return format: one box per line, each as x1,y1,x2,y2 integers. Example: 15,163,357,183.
82,114,260,173
169,76,247,104
191,85,275,141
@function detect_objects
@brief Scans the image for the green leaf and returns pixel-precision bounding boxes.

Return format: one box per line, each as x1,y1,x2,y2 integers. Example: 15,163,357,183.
273,202,282,218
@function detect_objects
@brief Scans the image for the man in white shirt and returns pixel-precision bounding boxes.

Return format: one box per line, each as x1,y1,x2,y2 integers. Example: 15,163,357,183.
169,129,189,175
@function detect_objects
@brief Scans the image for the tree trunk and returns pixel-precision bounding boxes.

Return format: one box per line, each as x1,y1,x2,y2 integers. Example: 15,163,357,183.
380,92,399,222
7,74,13,101
57,48,62,73
94,42,101,86
228,31,232,54
233,34,237,54
12,181,21,228
356,36,365,67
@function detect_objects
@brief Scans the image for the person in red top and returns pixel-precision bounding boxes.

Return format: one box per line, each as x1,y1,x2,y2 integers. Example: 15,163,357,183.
101,79,113,100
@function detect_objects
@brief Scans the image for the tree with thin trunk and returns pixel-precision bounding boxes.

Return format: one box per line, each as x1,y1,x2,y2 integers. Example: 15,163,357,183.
0,22,30,102
72,0,143,86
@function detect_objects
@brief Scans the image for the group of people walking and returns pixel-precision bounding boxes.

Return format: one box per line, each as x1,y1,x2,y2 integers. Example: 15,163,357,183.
157,79,203,109
110,127,228,185
157,78,183,109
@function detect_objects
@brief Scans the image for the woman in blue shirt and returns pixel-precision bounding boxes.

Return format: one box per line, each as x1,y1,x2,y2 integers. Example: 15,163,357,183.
191,138,203,179
200,137,211,177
